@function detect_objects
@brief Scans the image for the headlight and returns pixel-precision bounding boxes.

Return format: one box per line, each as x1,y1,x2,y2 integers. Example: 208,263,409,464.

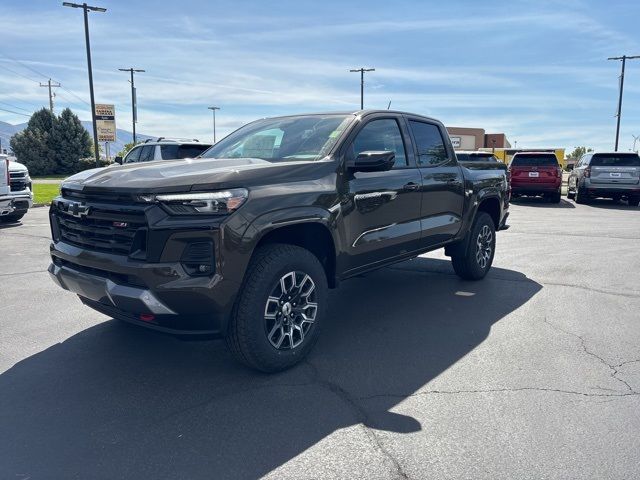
138,188,248,215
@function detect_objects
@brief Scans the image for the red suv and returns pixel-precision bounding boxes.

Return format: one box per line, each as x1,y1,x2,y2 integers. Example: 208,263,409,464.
508,152,562,203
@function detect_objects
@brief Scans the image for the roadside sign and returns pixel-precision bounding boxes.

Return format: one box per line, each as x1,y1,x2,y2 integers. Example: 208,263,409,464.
95,103,116,142
450,136,461,148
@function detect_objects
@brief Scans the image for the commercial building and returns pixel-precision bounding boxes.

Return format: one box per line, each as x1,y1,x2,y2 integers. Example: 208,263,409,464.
446,126,511,150
446,126,566,168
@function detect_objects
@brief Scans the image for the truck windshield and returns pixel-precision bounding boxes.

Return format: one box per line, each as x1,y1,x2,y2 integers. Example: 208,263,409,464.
590,154,640,167
200,114,353,162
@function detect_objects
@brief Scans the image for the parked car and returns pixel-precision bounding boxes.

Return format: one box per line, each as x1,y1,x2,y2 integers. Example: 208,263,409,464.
48,110,510,372
567,152,640,206
0,154,33,223
115,138,212,165
455,151,500,162
508,151,562,203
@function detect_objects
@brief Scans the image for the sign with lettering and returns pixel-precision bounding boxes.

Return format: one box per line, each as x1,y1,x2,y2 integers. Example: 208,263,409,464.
95,104,116,142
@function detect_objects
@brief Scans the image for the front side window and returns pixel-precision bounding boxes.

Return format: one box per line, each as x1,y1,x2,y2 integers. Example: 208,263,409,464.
138,145,156,162
124,146,142,163
409,121,448,166
201,115,352,162
350,118,408,168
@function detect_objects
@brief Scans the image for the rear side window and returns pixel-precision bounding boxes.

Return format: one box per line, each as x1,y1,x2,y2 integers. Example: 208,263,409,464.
124,146,142,163
590,154,640,167
160,144,211,160
409,121,448,166
510,154,558,166
351,119,408,168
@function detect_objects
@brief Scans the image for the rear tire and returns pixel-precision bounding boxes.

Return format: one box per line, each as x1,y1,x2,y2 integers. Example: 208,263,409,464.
575,184,588,204
628,195,640,207
0,213,25,223
225,243,328,372
451,212,496,281
550,191,561,203
567,184,575,200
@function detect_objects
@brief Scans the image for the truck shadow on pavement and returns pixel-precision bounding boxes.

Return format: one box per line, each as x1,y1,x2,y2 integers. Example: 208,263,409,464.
0,258,541,479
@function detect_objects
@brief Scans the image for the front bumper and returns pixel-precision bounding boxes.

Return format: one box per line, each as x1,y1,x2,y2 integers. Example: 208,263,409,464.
47,194,252,336
0,193,32,216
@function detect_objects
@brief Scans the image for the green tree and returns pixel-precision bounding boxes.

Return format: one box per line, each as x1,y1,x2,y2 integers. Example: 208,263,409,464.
50,108,92,174
10,108,94,175
9,108,58,175
116,141,137,158
567,146,593,160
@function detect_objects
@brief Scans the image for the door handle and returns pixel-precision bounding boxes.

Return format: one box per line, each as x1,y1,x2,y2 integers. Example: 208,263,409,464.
403,182,420,191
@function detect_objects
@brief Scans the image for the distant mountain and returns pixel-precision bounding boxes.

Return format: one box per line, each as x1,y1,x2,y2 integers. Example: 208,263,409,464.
0,120,155,157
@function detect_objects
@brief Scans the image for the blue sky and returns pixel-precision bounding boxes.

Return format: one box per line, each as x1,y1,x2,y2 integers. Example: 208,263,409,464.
1,0,639,151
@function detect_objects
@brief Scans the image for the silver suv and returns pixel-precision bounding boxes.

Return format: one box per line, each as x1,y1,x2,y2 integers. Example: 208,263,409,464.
115,138,212,165
567,152,640,206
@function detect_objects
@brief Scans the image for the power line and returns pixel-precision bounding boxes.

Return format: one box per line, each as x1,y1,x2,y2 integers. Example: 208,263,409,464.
0,62,42,83
0,106,30,117
0,101,32,113
0,52,91,107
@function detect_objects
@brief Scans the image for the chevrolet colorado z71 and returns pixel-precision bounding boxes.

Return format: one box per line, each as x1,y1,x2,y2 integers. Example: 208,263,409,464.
48,111,509,372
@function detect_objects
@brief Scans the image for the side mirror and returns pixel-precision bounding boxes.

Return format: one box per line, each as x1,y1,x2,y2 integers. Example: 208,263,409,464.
349,150,395,172
114,156,123,165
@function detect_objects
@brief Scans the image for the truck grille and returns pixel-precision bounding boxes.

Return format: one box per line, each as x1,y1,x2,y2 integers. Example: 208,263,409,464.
54,203,146,255
9,171,29,192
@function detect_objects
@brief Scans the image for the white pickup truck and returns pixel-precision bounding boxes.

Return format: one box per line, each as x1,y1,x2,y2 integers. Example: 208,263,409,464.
0,154,33,223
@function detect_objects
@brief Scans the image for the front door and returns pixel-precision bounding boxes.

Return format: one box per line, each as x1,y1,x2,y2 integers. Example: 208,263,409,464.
340,116,423,273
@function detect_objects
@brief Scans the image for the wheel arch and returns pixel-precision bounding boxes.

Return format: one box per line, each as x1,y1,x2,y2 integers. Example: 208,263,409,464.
244,208,340,288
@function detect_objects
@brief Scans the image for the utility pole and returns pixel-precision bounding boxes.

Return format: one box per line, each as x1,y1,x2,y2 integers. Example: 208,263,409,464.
608,55,640,151
63,2,107,167
349,67,375,110
208,106,220,143
118,68,144,143
39,79,61,113
633,134,640,153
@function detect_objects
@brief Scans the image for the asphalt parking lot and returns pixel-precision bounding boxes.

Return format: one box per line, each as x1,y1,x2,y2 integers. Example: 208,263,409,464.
1,199,639,480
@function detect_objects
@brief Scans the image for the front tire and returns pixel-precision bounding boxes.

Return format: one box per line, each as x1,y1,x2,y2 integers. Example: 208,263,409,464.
451,212,496,281
225,243,328,372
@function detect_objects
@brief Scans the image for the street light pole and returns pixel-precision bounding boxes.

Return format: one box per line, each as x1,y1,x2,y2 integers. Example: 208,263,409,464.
608,55,640,151
119,68,145,143
208,106,220,143
349,67,375,109
63,2,106,167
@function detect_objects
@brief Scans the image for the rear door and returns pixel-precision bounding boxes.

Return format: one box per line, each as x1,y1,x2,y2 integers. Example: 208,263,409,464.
588,153,640,186
341,115,423,272
407,118,464,246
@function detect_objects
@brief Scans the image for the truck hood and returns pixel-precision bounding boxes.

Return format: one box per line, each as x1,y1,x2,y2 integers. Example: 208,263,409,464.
8,160,28,174
62,157,334,193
